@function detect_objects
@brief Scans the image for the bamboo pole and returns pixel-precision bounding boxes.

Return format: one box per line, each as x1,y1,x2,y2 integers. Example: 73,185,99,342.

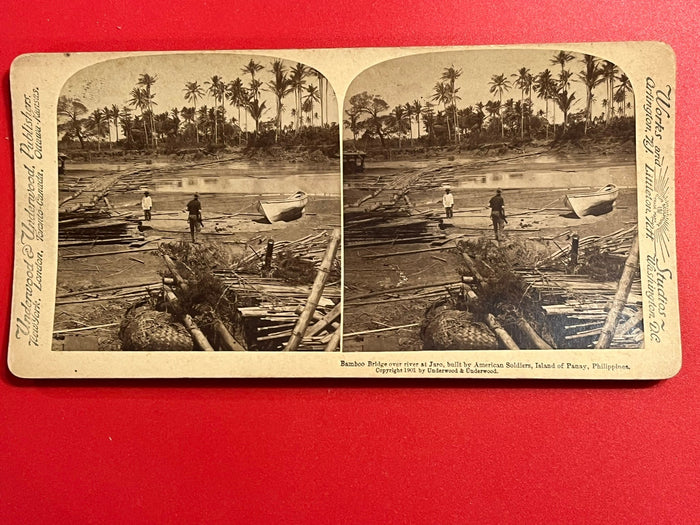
460,252,486,289
285,228,341,351
618,309,644,335
595,236,640,349
56,280,163,298
346,279,461,302
53,323,119,335
486,314,520,350
164,289,215,352
214,320,246,351
305,302,342,338
324,329,341,352
344,323,420,338
62,247,158,259
162,253,189,291
362,245,454,259
516,317,553,349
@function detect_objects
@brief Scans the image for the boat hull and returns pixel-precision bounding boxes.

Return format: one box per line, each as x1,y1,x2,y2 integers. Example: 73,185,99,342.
564,185,619,218
258,193,308,223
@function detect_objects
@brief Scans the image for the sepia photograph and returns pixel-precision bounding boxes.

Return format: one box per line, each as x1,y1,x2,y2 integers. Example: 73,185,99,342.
8,43,679,377
53,53,341,352
343,48,642,352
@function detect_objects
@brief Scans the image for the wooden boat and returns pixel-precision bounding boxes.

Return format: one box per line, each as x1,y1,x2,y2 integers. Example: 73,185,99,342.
564,184,619,218
257,191,308,222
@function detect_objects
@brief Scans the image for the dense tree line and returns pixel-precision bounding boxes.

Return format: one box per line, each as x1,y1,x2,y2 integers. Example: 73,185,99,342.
344,51,634,150
57,60,337,151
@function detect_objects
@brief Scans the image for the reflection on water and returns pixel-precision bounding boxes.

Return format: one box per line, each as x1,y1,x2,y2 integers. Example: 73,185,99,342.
450,161,635,190
155,171,340,196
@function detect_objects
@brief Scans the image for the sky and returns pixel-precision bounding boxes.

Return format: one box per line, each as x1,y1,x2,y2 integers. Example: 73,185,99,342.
343,48,635,138
60,53,339,133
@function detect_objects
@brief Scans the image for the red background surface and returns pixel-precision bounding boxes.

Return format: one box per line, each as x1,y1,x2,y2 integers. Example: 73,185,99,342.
1,1,699,523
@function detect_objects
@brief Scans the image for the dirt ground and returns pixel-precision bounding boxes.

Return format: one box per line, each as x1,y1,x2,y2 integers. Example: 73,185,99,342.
343,180,639,352
53,160,340,351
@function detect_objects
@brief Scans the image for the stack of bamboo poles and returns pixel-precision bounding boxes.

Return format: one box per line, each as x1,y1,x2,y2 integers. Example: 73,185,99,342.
157,229,342,352
514,268,643,348
235,231,339,270
539,225,638,265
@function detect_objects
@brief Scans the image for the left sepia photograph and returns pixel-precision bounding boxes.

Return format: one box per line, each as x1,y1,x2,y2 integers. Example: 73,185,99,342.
54,54,341,352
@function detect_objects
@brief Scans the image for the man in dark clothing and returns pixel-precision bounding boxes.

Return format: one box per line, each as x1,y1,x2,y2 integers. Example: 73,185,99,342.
186,193,202,243
488,189,506,241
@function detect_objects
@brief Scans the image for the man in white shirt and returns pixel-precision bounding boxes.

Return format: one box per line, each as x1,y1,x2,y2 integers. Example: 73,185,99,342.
141,191,153,221
442,188,454,218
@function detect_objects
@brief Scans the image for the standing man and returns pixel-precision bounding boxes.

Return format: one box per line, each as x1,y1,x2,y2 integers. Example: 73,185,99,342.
442,188,454,218
488,188,507,241
141,191,153,221
186,193,203,243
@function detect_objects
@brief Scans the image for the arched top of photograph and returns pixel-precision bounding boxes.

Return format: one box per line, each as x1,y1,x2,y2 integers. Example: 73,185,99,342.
57,53,339,156
343,48,634,153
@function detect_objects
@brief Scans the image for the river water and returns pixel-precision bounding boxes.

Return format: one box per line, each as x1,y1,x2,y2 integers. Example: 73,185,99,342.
368,153,637,191
154,162,340,196
67,160,341,197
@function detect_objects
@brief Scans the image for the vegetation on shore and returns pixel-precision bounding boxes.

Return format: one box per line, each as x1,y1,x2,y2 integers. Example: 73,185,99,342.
57,59,339,155
344,51,635,154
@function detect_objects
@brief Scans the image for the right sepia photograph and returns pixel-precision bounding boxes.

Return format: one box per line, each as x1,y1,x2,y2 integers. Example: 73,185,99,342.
342,48,641,352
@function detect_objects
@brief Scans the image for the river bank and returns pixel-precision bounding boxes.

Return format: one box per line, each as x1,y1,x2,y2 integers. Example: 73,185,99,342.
53,156,341,351
342,149,640,351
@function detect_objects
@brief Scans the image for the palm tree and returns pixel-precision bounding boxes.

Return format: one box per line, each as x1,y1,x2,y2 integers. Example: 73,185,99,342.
412,100,422,139
555,90,576,130
343,108,361,146
488,74,511,138
170,108,181,138
404,103,414,140
180,106,195,140
137,74,158,148
615,73,633,117
441,65,462,142
431,82,452,141
87,109,108,152
242,60,264,86
312,69,325,127
110,104,121,145
578,55,603,134
205,75,225,143
266,59,292,142
303,84,320,127
119,107,134,146
289,63,308,131
183,81,204,143
601,61,619,122
535,69,555,139
246,99,266,134
128,87,152,147
550,50,575,74
513,67,534,139
102,106,112,147
390,105,409,148
57,96,89,148
226,78,246,144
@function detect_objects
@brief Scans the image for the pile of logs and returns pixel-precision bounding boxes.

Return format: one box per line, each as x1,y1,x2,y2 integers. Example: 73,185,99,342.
160,229,342,352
